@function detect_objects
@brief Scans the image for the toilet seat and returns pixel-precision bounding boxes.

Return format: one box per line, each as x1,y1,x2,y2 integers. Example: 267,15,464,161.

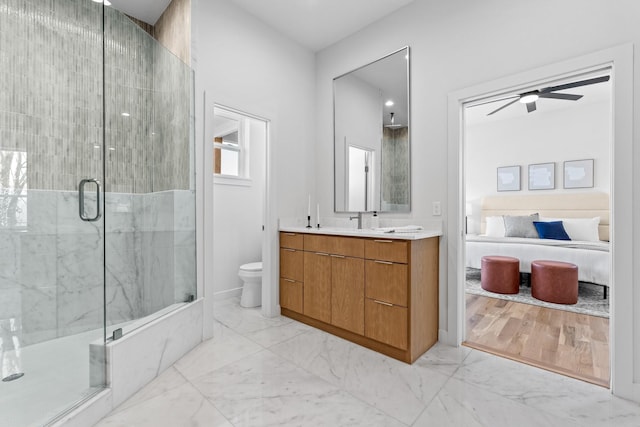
240,262,262,272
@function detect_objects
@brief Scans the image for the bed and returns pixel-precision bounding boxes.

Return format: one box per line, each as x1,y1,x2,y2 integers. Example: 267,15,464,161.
465,193,610,292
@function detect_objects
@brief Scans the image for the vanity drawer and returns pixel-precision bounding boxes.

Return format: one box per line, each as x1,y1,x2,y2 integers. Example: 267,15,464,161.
280,278,303,314
365,260,408,307
364,239,407,263
331,236,364,258
304,234,364,258
280,247,303,282
280,232,304,250
365,298,408,350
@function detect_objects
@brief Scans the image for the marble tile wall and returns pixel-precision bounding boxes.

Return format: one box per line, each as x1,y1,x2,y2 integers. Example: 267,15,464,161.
0,0,195,346
0,0,192,194
382,126,410,209
0,189,196,347
105,5,192,194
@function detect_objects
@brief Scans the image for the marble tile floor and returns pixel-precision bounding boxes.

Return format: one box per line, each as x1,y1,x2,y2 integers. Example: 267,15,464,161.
94,297,640,427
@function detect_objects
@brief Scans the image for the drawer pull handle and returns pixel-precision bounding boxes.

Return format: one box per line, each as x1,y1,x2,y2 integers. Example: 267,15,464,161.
330,254,345,258
283,248,296,252
374,260,393,265
373,239,394,243
373,299,393,307
283,232,296,236
315,252,330,256
283,278,295,283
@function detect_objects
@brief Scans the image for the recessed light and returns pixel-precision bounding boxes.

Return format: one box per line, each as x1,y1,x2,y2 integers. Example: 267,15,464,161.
385,100,394,107
121,112,130,117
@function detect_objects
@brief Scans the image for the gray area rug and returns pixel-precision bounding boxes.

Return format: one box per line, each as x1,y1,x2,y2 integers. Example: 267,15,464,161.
465,268,609,318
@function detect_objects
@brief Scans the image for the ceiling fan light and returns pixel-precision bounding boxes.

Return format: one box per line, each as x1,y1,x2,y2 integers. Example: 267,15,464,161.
519,93,539,104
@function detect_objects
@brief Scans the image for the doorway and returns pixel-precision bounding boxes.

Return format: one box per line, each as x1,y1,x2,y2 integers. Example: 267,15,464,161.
212,105,270,308
460,70,612,386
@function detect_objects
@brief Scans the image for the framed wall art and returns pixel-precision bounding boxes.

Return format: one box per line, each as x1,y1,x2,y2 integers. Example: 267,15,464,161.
497,165,521,192
564,159,594,189
528,162,555,190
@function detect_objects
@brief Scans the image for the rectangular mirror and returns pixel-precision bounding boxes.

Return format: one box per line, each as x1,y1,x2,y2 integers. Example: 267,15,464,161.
334,46,410,213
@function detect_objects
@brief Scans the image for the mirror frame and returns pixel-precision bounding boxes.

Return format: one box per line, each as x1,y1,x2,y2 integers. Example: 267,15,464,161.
333,46,411,213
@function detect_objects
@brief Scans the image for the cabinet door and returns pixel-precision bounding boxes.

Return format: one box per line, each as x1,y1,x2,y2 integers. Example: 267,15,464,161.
280,278,303,313
331,256,364,335
280,248,303,282
303,251,332,323
365,299,408,350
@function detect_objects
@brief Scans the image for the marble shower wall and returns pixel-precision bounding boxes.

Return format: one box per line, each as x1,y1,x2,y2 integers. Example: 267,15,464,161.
0,0,192,194
0,0,195,346
105,4,192,194
2,189,196,347
382,127,410,211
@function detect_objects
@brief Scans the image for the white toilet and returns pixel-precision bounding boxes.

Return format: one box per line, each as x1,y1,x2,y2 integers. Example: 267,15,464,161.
238,262,262,308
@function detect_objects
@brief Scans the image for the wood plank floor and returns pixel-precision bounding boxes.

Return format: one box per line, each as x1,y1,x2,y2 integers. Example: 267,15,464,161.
464,293,610,388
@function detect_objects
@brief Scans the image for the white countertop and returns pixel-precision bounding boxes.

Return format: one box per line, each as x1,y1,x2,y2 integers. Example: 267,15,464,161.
279,226,442,241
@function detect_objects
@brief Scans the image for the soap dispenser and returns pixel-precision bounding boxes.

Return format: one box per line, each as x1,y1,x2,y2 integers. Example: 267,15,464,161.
371,211,379,229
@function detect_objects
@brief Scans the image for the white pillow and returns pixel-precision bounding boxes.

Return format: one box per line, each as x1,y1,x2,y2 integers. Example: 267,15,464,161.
485,216,505,237
539,216,600,241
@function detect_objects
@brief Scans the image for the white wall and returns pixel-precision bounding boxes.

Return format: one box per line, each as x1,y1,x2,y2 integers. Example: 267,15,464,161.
315,0,640,343
192,0,316,321
213,119,266,297
334,74,382,211
466,100,611,234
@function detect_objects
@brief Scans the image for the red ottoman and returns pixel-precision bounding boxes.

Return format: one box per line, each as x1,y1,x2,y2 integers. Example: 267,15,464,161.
531,260,578,305
481,256,520,294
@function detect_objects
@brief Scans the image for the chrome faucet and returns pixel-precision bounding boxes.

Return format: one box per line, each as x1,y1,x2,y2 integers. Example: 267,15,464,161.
349,212,364,229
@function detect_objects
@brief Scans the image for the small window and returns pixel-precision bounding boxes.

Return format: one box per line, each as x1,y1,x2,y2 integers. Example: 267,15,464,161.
213,108,250,182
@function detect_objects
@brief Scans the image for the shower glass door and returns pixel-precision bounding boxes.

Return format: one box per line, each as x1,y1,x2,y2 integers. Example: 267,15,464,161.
1,0,195,424
0,1,107,426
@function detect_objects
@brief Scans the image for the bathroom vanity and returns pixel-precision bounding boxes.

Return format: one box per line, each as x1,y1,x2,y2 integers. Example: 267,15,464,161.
279,227,440,363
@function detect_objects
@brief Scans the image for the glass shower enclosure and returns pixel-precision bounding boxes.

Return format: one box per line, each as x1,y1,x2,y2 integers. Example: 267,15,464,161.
0,1,196,425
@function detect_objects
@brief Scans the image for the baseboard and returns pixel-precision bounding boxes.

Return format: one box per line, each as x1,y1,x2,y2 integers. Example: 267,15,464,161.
213,287,242,300
438,328,455,346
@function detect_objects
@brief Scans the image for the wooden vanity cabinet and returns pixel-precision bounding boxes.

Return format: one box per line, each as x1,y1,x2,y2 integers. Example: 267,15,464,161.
279,231,439,364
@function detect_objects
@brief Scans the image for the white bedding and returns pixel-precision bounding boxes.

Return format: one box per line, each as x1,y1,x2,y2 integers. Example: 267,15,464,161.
466,235,610,287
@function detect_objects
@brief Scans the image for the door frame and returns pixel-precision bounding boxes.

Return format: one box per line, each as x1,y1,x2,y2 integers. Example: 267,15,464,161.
446,44,635,400
204,102,276,316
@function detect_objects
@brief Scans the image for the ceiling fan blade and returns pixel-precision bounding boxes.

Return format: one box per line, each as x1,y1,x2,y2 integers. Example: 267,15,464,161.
487,98,520,116
538,92,583,101
526,102,536,113
540,75,610,93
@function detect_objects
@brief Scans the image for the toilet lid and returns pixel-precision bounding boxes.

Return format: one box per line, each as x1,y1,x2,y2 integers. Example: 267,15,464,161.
240,262,262,272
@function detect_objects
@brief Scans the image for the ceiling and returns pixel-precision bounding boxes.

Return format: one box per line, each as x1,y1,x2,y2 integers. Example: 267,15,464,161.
108,0,415,51
465,73,611,126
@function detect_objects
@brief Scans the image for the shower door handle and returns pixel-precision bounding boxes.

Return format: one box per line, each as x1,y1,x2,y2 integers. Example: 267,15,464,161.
78,178,102,222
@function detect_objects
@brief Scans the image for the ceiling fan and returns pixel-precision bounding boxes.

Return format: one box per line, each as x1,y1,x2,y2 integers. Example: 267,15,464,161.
487,75,610,116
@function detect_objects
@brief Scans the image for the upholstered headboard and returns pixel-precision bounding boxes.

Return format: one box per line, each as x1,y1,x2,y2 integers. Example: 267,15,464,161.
480,192,610,241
